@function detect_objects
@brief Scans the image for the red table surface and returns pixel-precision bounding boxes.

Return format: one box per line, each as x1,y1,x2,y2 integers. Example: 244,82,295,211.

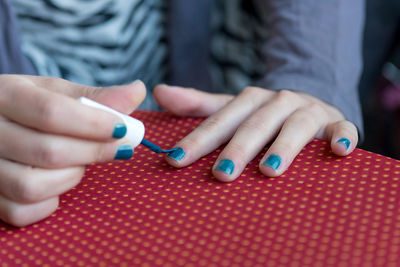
1,111,400,267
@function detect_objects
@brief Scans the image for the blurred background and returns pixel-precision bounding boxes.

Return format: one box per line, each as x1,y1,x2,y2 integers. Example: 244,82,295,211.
359,0,400,159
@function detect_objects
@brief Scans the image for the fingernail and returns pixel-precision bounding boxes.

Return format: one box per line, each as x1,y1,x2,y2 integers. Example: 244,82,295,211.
337,137,350,150
115,145,134,160
216,159,235,175
112,122,127,139
167,147,185,161
263,154,281,170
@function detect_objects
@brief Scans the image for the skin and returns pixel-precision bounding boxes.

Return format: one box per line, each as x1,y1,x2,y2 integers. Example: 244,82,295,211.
153,84,358,182
0,75,146,226
0,75,358,226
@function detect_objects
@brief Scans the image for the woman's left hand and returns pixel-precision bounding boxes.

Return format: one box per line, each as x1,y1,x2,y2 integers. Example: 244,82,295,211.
153,84,358,182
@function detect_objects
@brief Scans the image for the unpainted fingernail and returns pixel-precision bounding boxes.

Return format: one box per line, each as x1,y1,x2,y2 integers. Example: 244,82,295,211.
112,122,127,139
167,147,185,161
215,159,235,175
337,137,350,150
263,154,281,170
115,145,134,160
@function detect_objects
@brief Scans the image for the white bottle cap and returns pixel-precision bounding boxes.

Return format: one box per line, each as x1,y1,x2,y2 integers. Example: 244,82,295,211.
78,97,145,148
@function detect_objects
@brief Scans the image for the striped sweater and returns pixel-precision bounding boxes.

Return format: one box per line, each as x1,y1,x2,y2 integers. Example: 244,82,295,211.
12,0,267,110
12,0,168,108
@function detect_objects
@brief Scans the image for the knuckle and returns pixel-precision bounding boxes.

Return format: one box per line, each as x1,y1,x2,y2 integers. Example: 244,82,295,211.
240,116,268,132
242,86,260,95
274,90,294,106
36,99,60,130
1,77,33,107
293,111,318,129
43,77,68,91
9,77,30,90
35,140,64,167
304,103,328,123
198,116,223,132
184,131,215,149
12,176,41,203
184,118,226,149
44,76,59,84
241,86,265,99
239,87,272,108
42,76,61,84
85,115,106,134
82,85,100,99
306,102,325,115
291,104,324,128
277,89,294,98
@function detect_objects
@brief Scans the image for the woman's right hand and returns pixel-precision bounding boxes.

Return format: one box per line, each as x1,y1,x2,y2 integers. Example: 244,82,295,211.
0,75,146,227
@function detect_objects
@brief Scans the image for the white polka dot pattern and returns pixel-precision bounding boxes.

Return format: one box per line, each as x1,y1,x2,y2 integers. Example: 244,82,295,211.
1,111,400,267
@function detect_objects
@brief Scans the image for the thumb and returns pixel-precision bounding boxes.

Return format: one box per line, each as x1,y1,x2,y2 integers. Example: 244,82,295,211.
86,80,147,114
26,76,147,114
153,84,233,117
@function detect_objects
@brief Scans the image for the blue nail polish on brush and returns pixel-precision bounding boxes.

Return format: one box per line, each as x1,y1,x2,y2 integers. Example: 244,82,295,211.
263,154,281,170
216,159,235,175
337,137,350,150
167,147,185,161
112,122,127,139
141,138,182,156
115,145,133,160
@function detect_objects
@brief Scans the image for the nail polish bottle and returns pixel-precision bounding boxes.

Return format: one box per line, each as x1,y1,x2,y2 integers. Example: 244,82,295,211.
78,97,145,148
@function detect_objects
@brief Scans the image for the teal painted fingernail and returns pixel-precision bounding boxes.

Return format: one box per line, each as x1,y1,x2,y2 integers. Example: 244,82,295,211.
112,122,127,139
167,147,185,161
337,137,350,150
263,154,281,170
115,145,133,160
216,159,235,175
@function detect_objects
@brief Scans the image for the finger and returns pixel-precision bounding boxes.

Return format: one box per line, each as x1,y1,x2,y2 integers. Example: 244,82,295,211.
211,91,305,182
153,84,234,117
0,76,145,140
259,103,328,177
0,119,134,168
82,81,146,114
165,87,275,167
22,75,146,113
0,158,84,203
17,75,92,96
325,120,358,156
0,195,59,227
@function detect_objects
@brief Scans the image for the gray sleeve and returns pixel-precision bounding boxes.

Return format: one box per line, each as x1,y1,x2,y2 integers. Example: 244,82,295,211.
0,0,36,74
255,0,365,135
